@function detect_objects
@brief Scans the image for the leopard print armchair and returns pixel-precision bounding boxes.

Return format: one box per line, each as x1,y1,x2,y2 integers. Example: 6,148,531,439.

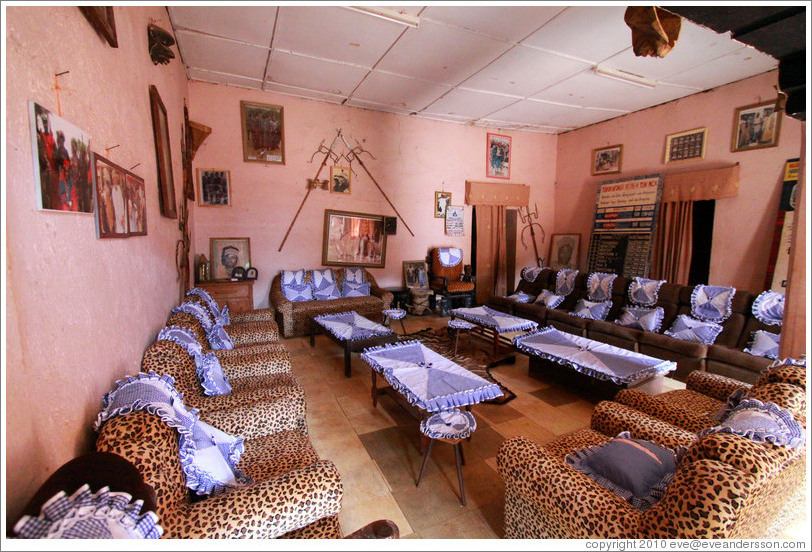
167,311,285,357
95,410,343,538
186,294,279,343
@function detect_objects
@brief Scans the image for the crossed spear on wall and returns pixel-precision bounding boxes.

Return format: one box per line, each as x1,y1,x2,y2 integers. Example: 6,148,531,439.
278,129,414,252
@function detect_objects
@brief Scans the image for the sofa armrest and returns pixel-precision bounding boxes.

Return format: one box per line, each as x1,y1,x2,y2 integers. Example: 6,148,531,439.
613,389,713,434
685,370,751,402
215,345,292,379
180,460,342,538
590,401,696,448
231,306,276,324
369,284,393,309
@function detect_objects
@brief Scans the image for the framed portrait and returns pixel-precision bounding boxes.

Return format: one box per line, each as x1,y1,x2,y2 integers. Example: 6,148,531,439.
330,166,351,194
240,100,284,164
91,153,129,238
664,127,706,163
435,191,452,218
591,144,623,175
322,209,387,268
149,85,177,218
549,234,581,271
731,100,782,152
125,172,147,236
403,260,429,289
28,101,93,213
486,132,511,179
197,168,231,206
210,237,251,280
79,6,118,47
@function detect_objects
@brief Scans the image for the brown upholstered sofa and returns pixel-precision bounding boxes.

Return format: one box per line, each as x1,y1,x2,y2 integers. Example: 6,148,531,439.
487,269,777,383
269,268,393,338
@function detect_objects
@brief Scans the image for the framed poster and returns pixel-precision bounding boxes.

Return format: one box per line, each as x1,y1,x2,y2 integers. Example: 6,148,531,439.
591,144,622,175
732,100,782,152
549,234,580,271
664,128,706,163
486,133,511,179
445,205,464,236
79,6,118,47
403,260,428,288
28,101,93,213
330,166,351,194
322,209,387,268
149,85,177,218
240,100,284,164
197,169,231,206
210,237,251,280
435,191,452,218
125,172,147,236
91,152,130,238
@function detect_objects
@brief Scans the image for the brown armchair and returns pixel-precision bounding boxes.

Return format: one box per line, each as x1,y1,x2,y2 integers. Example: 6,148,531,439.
428,247,475,315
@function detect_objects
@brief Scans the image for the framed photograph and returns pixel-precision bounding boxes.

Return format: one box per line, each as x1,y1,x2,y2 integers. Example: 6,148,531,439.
79,6,118,47
731,100,782,152
210,237,251,280
91,153,129,238
125,172,147,236
664,127,706,163
197,169,231,206
240,100,284,164
435,191,452,218
322,209,387,268
549,233,581,271
591,144,623,175
330,166,351,194
149,85,177,218
486,132,511,179
403,260,428,289
28,101,93,213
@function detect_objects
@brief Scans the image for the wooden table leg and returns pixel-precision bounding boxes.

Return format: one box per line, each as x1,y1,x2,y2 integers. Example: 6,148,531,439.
344,345,352,378
371,371,378,408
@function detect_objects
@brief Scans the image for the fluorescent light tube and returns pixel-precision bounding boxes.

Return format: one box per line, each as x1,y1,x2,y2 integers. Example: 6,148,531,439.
593,65,656,89
346,7,420,28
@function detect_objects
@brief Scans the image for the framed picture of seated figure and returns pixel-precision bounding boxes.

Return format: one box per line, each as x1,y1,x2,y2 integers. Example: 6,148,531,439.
549,234,580,271
322,209,387,268
210,237,251,280
731,100,782,152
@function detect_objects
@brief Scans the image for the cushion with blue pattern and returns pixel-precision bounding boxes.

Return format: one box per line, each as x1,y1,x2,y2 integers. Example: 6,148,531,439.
196,352,232,395
342,281,370,297
691,284,736,322
587,272,617,302
281,282,314,302
752,291,784,327
699,398,805,449
555,269,579,296
664,314,722,345
506,291,535,303
280,269,306,286
343,267,366,284
533,289,565,309
615,306,665,332
520,266,547,283
628,277,667,307
311,268,341,301
208,324,234,350
743,330,781,359
571,299,612,320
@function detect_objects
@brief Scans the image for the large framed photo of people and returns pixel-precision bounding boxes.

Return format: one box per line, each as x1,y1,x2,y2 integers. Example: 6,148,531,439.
240,100,285,164
91,152,147,239
322,209,387,268
197,169,231,206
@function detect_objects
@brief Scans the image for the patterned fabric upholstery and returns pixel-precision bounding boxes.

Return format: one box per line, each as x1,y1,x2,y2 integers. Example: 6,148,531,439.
429,248,475,296
185,295,280,345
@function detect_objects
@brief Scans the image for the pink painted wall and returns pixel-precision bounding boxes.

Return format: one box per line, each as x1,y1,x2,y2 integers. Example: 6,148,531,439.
4,6,188,525
555,71,803,292
188,81,557,305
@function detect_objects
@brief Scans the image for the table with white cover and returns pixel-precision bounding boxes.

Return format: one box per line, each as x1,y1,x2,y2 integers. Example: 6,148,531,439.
310,311,399,378
450,305,539,364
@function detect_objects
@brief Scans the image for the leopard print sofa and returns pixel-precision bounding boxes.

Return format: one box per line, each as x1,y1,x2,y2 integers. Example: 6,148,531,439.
167,311,285,356
185,294,280,343
95,410,343,538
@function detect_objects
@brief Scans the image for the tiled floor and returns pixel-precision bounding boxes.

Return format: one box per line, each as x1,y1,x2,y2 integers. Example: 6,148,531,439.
284,313,808,540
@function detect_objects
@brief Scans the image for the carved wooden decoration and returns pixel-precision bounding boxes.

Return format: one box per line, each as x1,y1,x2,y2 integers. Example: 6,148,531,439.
624,7,682,58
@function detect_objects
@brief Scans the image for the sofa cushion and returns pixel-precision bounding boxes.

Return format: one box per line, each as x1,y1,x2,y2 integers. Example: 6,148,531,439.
664,314,723,345
533,289,565,309
520,266,547,283
342,281,370,297
343,266,367,284
587,318,643,343
506,291,535,303
691,285,736,323
570,299,612,320
282,282,314,302
281,269,306,286
615,306,665,332
587,272,617,302
752,291,785,327
698,398,805,449
555,269,579,296
628,277,667,307
743,330,781,360
311,268,341,301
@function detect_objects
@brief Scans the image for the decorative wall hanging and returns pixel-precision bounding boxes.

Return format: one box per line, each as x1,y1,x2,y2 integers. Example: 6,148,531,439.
731,100,782,152
79,6,118,47
91,152,146,238
664,127,706,163
148,23,175,65
445,205,464,237
486,133,511,179
519,203,545,265
322,210,387,268
330,166,351,194
126,172,147,236
148,85,177,218
549,234,580,271
240,101,284,164
624,6,681,58
197,169,231,206
435,191,452,218
591,144,623,175
210,237,251,281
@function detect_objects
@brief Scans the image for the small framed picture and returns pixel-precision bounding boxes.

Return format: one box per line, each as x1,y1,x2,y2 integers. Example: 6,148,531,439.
330,166,351,194
591,144,623,175
403,260,428,288
91,152,130,238
435,191,452,218
240,100,284,164
549,233,580,271
210,237,251,280
486,133,511,179
197,169,231,206
664,127,706,163
731,100,782,152
125,172,147,236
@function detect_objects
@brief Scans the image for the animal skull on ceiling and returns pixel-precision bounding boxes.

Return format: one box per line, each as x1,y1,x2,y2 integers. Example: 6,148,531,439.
148,23,176,65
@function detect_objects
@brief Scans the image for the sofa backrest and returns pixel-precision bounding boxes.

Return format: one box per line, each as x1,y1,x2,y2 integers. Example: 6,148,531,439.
652,282,682,331
714,290,753,348
142,339,207,409
167,311,211,351
515,268,553,296
271,267,381,292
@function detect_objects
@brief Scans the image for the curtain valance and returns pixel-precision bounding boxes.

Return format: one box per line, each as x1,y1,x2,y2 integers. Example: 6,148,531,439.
661,164,739,202
465,181,530,206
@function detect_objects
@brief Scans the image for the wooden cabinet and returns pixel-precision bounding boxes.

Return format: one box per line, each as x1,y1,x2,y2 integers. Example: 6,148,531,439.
197,280,254,313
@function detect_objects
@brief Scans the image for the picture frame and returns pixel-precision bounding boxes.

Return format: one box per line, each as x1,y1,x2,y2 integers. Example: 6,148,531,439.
28,101,93,213
486,132,511,179
79,6,118,48
403,260,429,289
210,237,251,280
240,100,285,164
125,172,147,236
322,209,387,268
664,127,706,163
591,144,623,175
197,168,231,206
91,152,131,238
549,233,581,271
149,85,177,218
330,166,351,194
731,100,782,152
435,191,452,218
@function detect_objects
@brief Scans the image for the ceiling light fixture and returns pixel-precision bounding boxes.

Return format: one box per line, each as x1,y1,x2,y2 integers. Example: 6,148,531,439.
593,65,656,89
346,6,420,28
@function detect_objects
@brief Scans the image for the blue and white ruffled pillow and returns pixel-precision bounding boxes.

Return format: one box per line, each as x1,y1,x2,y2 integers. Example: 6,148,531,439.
664,314,722,345
311,268,340,300
628,277,666,307
533,289,565,309
344,266,366,285
342,281,370,297
571,299,612,320
172,302,214,332
438,247,463,267
743,330,781,359
698,398,805,449
555,269,579,296
208,324,234,350
157,326,231,396
282,282,314,302
587,272,617,302
280,269,306,286
506,291,535,303
615,306,665,332
752,291,784,327
187,287,230,326
691,284,736,323
520,266,547,283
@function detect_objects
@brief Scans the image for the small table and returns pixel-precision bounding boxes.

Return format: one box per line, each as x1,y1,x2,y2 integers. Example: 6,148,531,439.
450,305,539,365
310,311,399,378
513,326,677,394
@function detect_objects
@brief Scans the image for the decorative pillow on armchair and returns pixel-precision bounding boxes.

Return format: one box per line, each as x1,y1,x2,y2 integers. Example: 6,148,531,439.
344,266,367,285
282,282,314,302
311,268,341,301
691,284,736,322
628,277,666,307
664,314,722,345
743,330,781,359
699,398,805,449
615,306,665,332
587,272,617,302
533,289,564,309
342,281,371,297
280,269,306,286
752,290,784,327
506,291,535,303
570,299,612,320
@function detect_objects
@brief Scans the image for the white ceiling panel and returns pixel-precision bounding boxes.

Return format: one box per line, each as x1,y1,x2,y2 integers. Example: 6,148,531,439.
486,99,583,128
262,82,345,105
343,97,414,117
540,104,629,128
187,68,263,90
274,6,406,67
664,47,779,90
266,51,368,97
168,6,277,46
352,71,453,112
422,88,519,119
423,5,565,42
175,30,269,79
375,19,511,86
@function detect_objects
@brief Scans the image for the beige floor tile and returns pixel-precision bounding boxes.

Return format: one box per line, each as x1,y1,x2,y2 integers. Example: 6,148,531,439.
338,492,415,538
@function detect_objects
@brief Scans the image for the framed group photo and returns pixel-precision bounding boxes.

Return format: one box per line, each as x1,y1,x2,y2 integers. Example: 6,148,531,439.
240,100,285,164
330,166,351,194
435,191,452,218
322,209,387,268
664,127,706,163
197,168,231,206
210,237,251,280
486,133,511,179
731,100,782,152
591,144,622,175
403,260,428,288
549,233,580,271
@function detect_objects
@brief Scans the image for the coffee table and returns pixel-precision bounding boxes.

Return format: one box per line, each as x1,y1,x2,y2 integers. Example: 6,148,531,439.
513,326,676,394
310,311,399,378
450,305,538,366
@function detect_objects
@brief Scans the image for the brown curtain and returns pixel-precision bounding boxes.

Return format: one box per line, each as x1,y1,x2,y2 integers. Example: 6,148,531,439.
474,206,508,304
651,200,693,284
